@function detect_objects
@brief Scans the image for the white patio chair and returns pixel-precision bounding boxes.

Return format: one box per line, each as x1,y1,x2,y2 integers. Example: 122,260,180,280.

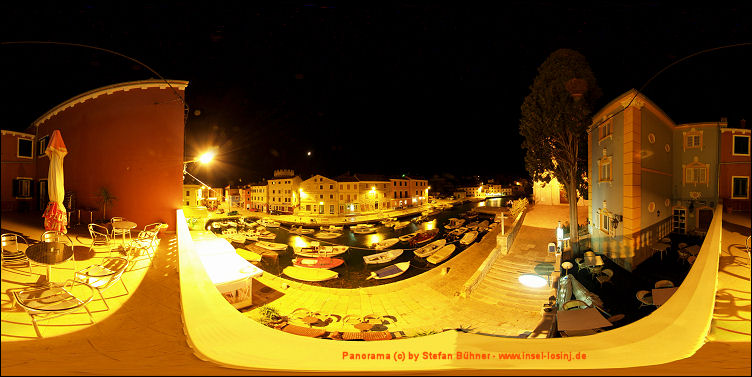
88,223,114,257
74,256,129,311
2,233,32,273
12,279,95,337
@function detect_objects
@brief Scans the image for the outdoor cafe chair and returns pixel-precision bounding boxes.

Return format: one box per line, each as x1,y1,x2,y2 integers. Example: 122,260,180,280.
41,230,76,272
2,233,32,273
126,223,162,270
74,256,129,311
562,300,588,310
595,268,614,288
110,217,132,242
636,290,654,308
654,280,674,289
88,223,114,257
12,279,95,337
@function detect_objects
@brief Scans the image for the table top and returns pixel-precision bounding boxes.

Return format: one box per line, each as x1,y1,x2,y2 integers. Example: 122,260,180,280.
683,245,701,255
652,287,679,306
651,242,671,251
302,316,319,325
25,242,74,266
112,221,137,230
354,322,374,331
556,307,613,331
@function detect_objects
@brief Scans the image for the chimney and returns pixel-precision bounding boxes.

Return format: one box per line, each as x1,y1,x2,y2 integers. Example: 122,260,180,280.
720,117,728,127
741,118,747,129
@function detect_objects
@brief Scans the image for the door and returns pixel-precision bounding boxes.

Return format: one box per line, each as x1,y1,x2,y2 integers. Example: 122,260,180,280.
697,208,713,230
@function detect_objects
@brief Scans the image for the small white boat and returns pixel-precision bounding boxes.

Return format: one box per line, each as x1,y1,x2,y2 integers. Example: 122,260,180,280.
256,230,277,240
444,218,465,230
258,219,280,228
366,261,411,280
476,220,490,233
351,224,377,234
447,226,468,241
227,221,238,228
290,225,314,234
413,238,447,258
465,221,480,230
487,222,497,231
293,245,349,257
227,233,247,244
398,231,418,243
426,244,456,264
363,249,403,265
221,227,237,235
381,217,397,226
255,241,288,251
392,220,410,230
459,230,478,246
320,225,343,232
372,238,399,250
314,231,341,239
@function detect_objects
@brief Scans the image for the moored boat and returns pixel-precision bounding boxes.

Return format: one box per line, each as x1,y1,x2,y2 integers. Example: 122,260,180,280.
476,220,490,233
319,225,343,232
292,256,344,269
258,219,280,228
255,240,288,251
283,266,339,281
444,218,465,230
446,226,468,241
366,261,411,280
314,231,341,239
398,231,418,243
409,228,439,246
293,244,349,257
413,238,447,258
363,249,403,265
351,224,377,234
372,238,399,250
290,225,315,234
392,220,410,230
459,230,478,245
426,244,456,264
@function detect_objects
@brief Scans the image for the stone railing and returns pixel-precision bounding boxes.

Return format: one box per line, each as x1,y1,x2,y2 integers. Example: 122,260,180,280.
460,206,527,298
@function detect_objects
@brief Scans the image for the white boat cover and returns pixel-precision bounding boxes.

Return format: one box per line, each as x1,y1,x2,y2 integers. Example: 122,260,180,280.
193,238,263,308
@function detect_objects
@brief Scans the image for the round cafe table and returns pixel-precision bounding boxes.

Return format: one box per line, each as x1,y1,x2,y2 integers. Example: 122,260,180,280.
24,241,74,283
112,221,137,250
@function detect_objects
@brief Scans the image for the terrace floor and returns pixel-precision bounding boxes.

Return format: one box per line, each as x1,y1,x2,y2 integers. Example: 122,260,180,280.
1,206,749,375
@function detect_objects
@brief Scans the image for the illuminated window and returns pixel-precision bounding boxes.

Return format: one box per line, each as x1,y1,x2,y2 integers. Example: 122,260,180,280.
732,177,749,199
599,210,612,235
732,135,750,156
598,119,613,140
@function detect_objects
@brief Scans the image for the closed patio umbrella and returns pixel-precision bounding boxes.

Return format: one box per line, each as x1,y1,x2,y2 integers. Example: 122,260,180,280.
42,129,68,233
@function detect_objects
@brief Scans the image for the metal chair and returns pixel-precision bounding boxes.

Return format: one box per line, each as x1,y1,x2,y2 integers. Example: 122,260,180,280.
1,233,32,273
12,279,95,337
595,268,614,288
110,217,131,243
126,223,162,269
88,223,114,257
562,300,588,310
41,230,76,272
636,290,653,307
74,256,129,311
654,280,674,289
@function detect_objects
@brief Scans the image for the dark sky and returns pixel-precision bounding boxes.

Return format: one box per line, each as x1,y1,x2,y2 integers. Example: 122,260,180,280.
2,2,750,187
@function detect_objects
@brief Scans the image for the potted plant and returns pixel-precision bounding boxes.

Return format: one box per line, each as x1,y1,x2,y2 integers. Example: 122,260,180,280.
96,187,117,222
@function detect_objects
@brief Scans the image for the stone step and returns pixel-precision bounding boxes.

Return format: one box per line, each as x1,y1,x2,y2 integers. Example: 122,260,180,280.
469,290,544,311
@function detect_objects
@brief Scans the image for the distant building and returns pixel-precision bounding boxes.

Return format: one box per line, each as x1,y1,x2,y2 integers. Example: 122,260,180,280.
299,174,338,215
183,184,203,207
0,130,36,212
267,170,301,214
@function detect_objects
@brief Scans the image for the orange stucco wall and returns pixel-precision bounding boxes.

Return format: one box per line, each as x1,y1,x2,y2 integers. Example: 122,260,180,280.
0,131,36,211
27,81,187,231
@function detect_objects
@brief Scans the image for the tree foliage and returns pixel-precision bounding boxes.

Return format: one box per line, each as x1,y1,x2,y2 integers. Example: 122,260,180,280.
519,49,601,250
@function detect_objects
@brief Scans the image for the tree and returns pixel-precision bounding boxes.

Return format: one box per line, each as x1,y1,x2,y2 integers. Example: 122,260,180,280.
519,49,602,254
97,187,117,221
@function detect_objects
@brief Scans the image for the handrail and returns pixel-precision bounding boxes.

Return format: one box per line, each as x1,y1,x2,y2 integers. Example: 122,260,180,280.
179,204,723,371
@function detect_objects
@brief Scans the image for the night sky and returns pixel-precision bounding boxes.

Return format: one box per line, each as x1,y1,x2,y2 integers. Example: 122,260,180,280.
2,2,750,187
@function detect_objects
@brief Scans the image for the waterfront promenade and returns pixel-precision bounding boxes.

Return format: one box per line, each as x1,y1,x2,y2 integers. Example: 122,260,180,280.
1,206,749,375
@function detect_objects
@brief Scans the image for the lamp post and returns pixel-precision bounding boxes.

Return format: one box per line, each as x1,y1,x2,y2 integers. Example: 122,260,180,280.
183,150,217,208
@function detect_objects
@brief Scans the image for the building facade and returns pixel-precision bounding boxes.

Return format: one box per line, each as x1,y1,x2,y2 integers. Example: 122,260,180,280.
1,130,36,212
267,170,301,214
299,174,339,215
719,121,751,213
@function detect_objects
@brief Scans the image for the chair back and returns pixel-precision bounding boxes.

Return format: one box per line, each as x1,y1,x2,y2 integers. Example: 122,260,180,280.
111,217,125,223
77,257,128,290
654,280,674,289
2,233,26,253
562,300,588,310
41,230,72,246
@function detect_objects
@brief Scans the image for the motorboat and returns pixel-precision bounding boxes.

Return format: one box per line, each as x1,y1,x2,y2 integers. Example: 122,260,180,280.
409,228,439,246
413,238,447,258
363,249,403,265
351,224,377,234
290,225,314,234
459,230,478,246
255,240,288,252
292,256,344,269
293,244,349,258
314,231,341,239
392,220,410,230
426,244,456,264
372,238,399,250
446,227,468,241
258,218,280,228
444,218,465,230
398,231,418,243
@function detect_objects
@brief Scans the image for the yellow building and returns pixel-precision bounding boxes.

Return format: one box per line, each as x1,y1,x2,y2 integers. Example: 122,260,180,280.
299,174,339,215
182,184,203,207
355,174,391,212
335,175,360,215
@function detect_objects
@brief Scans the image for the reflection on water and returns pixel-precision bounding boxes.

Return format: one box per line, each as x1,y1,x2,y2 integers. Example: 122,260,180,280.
213,199,513,288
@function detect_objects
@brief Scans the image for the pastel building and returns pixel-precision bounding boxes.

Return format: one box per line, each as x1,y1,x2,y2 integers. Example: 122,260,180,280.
335,175,360,215
299,174,339,215
719,120,750,213
354,174,390,212
1,79,188,231
587,89,723,271
389,177,410,209
267,170,301,214
407,176,430,206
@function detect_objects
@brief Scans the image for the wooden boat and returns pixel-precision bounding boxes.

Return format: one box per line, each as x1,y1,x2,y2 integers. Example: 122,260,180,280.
409,228,439,246
254,230,277,240
372,238,399,250
283,266,338,282
243,244,278,261
227,221,238,228
290,225,314,234
258,219,280,228
293,245,349,258
476,220,490,233
459,230,478,246
446,227,468,241
398,231,418,243
444,218,465,230
366,261,411,280
227,233,247,244
380,217,397,226
314,231,341,239
465,221,480,230
392,220,410,230
255,241,288,251
351,224,377,234
235,247,262,262
363,249,403,265
426,244,456,264
292,257,344,269
320,225,343,232
413,238,447,258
